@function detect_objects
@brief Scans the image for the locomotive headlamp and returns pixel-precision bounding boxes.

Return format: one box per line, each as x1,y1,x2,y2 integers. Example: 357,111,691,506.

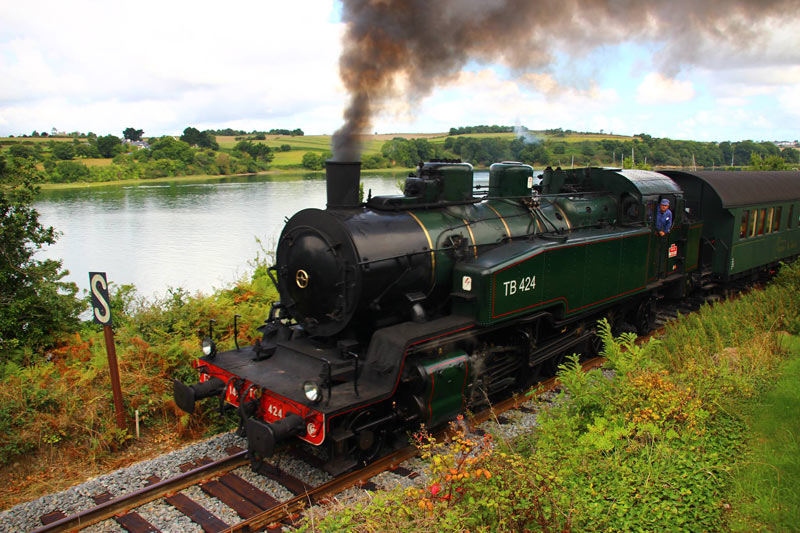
201,337,217,357
303,381,322,403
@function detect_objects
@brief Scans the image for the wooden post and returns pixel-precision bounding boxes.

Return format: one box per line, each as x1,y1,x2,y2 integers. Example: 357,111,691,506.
103,324,126,429
90,272,126,430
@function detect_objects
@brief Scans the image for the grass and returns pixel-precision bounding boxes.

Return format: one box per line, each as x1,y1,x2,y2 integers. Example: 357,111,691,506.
728,336,800,531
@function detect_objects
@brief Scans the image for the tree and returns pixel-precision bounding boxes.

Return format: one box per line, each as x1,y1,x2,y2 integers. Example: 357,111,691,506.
54,161,90,182
180,127,203,146
782,148,799,164
234,140,274,162
75,143,99,158
123,127,144,142
96,134,122,158
51,142,75,160
749,153,787,171
0,155,81,363
8,144,38,160
181,127,218,150
150,136,194,164
301,152,324,170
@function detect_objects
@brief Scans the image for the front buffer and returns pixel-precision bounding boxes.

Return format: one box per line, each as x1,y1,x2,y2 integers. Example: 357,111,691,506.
174,343,330,462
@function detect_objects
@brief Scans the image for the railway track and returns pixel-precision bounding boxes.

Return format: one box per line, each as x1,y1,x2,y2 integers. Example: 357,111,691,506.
30,357,590,533
28,289,737,532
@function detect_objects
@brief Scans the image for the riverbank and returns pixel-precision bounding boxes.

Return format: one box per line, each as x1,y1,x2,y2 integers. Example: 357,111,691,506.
37,166,414,192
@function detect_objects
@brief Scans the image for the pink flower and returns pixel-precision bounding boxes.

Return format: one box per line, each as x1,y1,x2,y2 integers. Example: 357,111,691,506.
429,483,442,496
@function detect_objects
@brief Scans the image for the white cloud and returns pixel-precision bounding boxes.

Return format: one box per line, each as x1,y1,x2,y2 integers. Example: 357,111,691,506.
636,73,695,105
0,0,345,136
778,84,800,119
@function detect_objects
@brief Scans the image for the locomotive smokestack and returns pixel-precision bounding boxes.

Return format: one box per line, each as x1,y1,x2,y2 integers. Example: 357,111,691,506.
326,160,362,209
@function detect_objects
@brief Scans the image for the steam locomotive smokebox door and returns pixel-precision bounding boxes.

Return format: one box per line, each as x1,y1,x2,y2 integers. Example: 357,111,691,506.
277,209,361,336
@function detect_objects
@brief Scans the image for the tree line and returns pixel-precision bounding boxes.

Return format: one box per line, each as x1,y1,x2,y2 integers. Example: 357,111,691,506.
1,127,277,184
205,128,304,137
449,125,515,135
299,134,799,171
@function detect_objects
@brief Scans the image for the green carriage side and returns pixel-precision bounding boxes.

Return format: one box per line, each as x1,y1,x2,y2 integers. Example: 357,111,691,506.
663,171,800,281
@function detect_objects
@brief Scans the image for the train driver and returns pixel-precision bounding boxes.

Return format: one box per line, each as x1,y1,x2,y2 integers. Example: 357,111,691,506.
656,198,673,236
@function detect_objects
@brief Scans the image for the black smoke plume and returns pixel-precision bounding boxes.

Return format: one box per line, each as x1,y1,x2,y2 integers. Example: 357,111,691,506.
331,0,797,161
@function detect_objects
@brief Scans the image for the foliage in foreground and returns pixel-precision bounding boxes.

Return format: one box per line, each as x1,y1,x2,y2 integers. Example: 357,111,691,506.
300,261,800,531
0,156,82,364
0,252,278,465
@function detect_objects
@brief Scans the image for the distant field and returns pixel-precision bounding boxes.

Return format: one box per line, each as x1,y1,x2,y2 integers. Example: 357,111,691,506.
0,136,79,144
553,133,633,143
81,158,113,167
216,133,449,166
1,131,640,172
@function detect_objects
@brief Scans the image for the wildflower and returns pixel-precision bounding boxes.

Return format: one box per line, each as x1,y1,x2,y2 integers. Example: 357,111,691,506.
429,483,442,496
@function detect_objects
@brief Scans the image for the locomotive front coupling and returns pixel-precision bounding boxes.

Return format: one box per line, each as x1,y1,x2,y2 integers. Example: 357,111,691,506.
245,413,305,458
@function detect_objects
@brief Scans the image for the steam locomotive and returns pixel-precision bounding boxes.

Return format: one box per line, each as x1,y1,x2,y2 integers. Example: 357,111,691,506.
174,160,800,473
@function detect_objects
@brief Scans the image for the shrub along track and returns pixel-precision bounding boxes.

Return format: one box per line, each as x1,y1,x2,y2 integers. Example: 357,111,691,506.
30,352,606,533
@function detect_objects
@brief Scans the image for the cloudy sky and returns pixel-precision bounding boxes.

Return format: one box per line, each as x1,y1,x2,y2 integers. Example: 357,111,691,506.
1,0,798,142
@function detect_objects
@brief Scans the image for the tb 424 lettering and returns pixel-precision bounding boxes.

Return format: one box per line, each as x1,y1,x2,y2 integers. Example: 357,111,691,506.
503,275,536,296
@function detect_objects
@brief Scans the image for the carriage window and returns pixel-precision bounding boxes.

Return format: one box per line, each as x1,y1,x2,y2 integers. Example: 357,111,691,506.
766,208,774,234
790,205,795,229
774,206,782,232
749,209,758,237
740,211,749,239
757,209,766,235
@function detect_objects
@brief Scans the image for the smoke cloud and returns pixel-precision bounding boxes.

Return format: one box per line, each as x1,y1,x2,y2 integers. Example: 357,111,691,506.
332,0,797,161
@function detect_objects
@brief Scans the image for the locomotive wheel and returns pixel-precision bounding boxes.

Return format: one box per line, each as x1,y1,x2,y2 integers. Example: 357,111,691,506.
345,409,388,466
589,329,604,357
634,298,656,335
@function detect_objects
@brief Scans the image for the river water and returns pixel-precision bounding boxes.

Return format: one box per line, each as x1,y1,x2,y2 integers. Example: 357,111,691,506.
36,170,474,300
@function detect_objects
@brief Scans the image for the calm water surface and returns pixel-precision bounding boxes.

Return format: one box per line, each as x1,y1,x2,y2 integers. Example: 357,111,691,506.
35,171,418,299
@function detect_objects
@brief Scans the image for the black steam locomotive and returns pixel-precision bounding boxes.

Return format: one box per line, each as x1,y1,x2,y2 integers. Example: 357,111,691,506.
174,160,800,473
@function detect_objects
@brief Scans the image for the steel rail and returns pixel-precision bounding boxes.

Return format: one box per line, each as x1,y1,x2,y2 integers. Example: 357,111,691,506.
32,451,249,533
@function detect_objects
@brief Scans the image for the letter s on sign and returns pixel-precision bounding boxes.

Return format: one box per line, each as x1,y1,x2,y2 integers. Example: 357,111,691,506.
90,272,112,325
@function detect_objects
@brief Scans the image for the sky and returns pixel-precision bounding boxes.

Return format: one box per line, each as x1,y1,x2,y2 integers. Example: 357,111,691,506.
1,0,799,143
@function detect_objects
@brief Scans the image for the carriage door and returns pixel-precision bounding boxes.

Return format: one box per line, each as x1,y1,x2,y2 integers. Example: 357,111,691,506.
645,199,659,280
